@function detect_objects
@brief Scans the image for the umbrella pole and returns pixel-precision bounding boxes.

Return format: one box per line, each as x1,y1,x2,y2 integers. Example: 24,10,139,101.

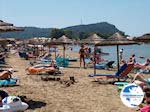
117,45,120,71
55,47,56,59
63,44,65,59
94,45,96,75
63,44,65,67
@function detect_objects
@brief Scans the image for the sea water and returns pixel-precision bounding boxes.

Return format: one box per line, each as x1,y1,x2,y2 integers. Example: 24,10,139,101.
68,44,150,64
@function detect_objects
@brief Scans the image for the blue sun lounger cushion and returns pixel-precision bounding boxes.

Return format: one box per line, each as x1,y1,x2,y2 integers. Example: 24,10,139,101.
88,63,128,77
0,78,18,86
95,61,115,69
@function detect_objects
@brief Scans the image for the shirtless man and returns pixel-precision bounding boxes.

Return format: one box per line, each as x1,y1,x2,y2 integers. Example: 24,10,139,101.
0,70,12,80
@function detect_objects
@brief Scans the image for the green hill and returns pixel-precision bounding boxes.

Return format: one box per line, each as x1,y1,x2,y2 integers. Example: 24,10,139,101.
0,22,124,39
63,22,121,37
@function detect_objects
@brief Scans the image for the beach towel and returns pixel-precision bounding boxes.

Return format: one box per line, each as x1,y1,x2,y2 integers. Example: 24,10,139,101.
0,78,18,86
114,82,129,91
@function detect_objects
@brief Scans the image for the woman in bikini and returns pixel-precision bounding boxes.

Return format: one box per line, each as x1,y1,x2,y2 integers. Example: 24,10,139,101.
79,45,86,68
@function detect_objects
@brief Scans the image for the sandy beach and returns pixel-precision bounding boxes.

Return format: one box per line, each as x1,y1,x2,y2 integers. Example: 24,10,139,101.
2,49,137,112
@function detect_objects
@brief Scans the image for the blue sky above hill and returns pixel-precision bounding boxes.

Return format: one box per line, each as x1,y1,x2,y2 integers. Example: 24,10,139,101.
1,0,150,36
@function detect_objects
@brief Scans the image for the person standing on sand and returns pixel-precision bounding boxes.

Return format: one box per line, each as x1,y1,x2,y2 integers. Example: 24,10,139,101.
119,48,123,62
79,45,86,68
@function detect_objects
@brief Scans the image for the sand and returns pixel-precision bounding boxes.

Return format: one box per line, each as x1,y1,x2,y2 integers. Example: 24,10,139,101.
2,49,137,112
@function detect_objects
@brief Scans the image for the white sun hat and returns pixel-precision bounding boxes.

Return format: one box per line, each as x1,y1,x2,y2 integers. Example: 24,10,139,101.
0,96,28,112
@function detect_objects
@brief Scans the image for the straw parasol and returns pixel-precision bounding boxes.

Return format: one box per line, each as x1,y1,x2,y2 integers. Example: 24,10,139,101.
55,35,73,44
133,33,150,43
0,20,24,32
82,33,104,44
0,26,24,32
55,35,73,59
94,32,137,74
44,35,72,61
0,20,13,26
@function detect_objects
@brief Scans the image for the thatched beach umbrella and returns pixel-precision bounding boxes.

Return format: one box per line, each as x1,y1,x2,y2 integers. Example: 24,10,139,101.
55,35,73,59
133,34,150,43
82,33,104,44
54,35,73,44
0,20,13,26
44,41,58,59
0,20,24,32
0,26,24,32
94,32,137,74
44,35,72,60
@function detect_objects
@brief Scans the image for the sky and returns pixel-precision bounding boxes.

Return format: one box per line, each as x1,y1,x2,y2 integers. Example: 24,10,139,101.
0,0,150,36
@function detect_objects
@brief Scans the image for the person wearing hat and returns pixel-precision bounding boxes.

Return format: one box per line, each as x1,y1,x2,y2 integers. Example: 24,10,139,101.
0,70,12,80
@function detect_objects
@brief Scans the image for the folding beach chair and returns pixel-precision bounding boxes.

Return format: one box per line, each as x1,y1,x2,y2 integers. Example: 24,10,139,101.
93,63,134,83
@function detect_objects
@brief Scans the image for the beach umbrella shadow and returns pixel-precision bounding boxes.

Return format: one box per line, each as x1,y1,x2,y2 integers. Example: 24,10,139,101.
19,95,47,110
27,100,47,109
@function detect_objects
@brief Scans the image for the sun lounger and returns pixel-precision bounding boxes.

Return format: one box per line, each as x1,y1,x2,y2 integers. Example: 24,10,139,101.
89,63,128,77
95,61,115,70
85,57,114,69
90,63,134,82
55,57,69,67
68,57,78,62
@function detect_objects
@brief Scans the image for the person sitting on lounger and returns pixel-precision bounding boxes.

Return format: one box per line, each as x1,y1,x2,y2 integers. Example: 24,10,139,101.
128,54,150,70
128,54,136,64
0,70,12,80
132,72,150,89
134,58,150,70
